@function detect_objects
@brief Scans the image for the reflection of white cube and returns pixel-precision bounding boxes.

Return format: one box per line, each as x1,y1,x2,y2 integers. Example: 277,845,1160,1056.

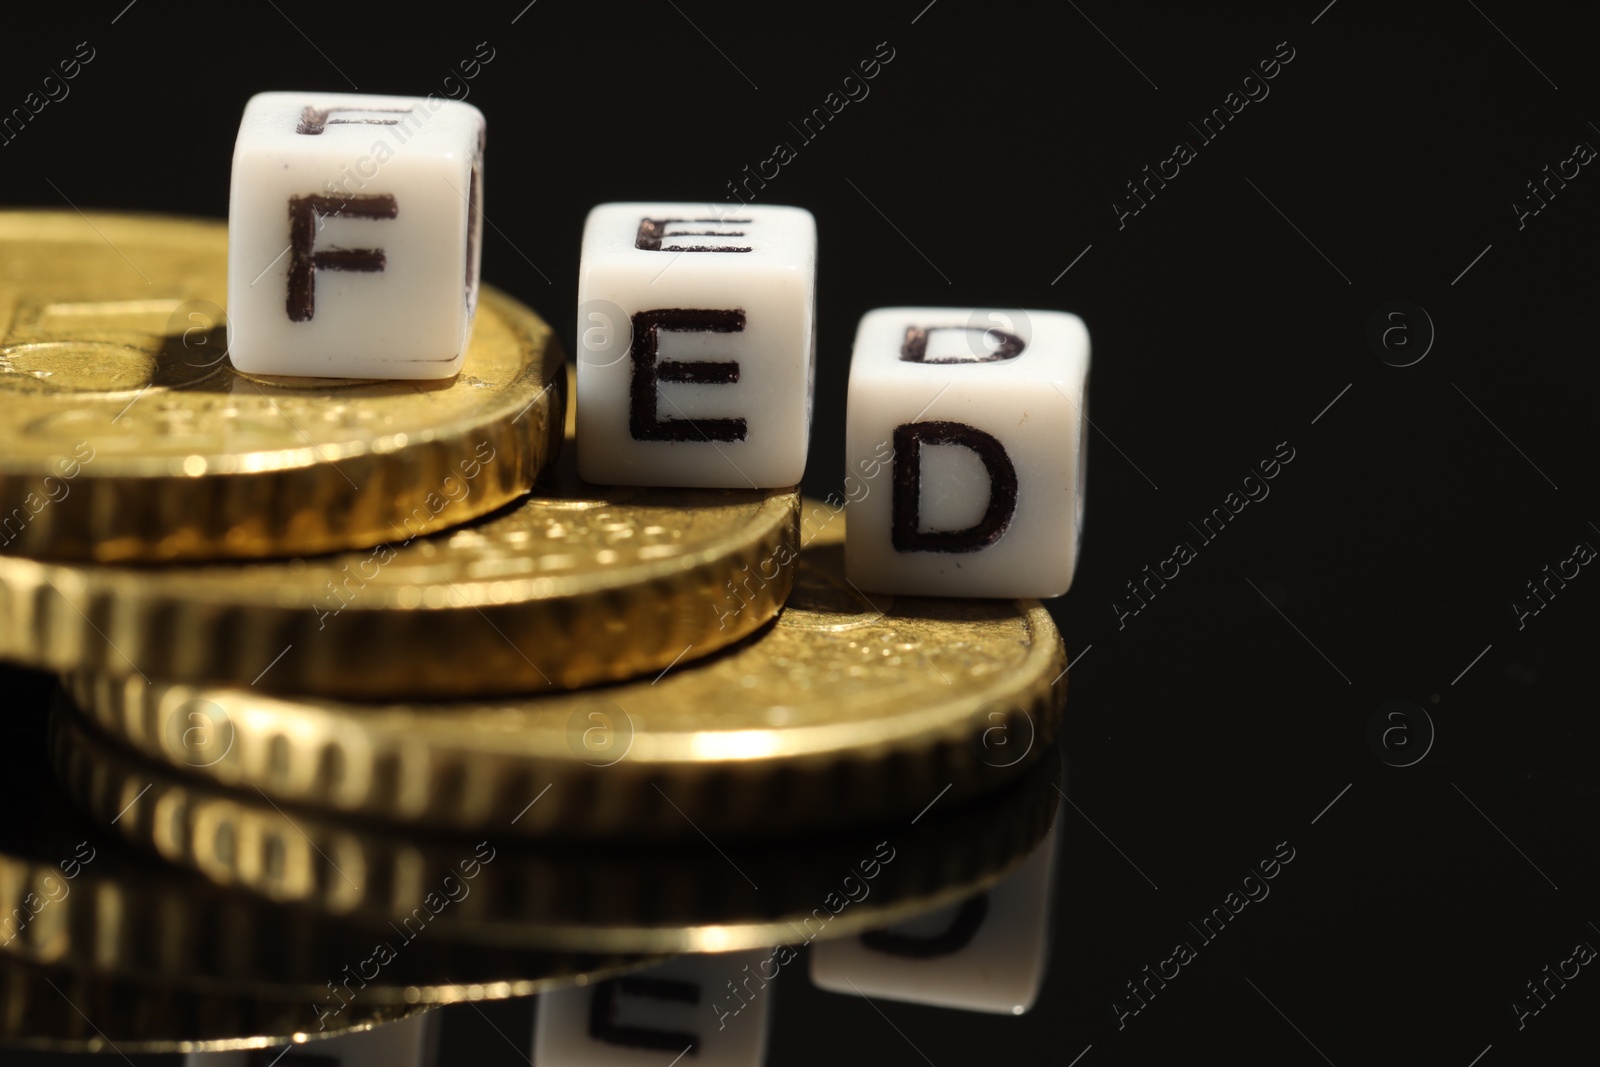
576,202,816,488
810,824,1059,1015
227,91,485,379
184,1011,436,1066
535,952,774,1066
844,308,1090,598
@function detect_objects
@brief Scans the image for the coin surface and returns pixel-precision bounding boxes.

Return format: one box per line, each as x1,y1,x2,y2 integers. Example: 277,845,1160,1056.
0,681,656,1006
0,210,563,562
65,505,1065,834
52,696,1061,955
4,398,798,697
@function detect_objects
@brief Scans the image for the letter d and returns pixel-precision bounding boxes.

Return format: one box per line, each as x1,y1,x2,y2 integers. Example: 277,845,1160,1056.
891,421,1018,553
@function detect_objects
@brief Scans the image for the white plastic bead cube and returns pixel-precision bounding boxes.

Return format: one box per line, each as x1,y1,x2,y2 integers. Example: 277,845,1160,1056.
576,202,816,487
810,823,1059,1015
534,951,773,1066
226,91,485,379
844,307,1090,598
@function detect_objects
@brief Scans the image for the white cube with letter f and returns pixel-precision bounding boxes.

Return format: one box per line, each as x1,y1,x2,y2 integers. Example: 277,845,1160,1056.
844,307,1090,599
226,90,485,379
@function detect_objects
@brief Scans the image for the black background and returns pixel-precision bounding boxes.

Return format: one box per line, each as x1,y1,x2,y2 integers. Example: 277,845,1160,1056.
2,0,1598,1063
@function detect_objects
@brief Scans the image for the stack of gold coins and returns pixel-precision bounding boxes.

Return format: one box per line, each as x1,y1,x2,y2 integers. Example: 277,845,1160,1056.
0,210,1069,1052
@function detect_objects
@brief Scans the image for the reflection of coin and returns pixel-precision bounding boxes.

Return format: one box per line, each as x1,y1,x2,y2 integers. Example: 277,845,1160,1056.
52,698,1060,955
566,699,635,766
8,390,799,697
165,698,233,768
0,690,656,1009
0,211,563,562
66,508,1064,835
0,839,651,1008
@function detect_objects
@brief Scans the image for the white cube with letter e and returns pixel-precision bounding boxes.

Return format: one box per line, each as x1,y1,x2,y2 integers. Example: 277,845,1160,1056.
844,307,1090,598
576,202,816,488
534,951,773,1066
227,91,485,379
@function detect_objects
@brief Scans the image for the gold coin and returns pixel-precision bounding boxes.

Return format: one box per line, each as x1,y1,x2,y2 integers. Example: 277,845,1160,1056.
0,956,425,1053
0,850,651,1008
0,685,655,1006
65,505,1064,832
5,409,798,698
51,697,1060,955
0,210,563,562
0,846,654,1008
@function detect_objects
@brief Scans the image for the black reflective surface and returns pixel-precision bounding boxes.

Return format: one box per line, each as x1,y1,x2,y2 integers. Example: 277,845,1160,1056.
3,2,1598,1064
